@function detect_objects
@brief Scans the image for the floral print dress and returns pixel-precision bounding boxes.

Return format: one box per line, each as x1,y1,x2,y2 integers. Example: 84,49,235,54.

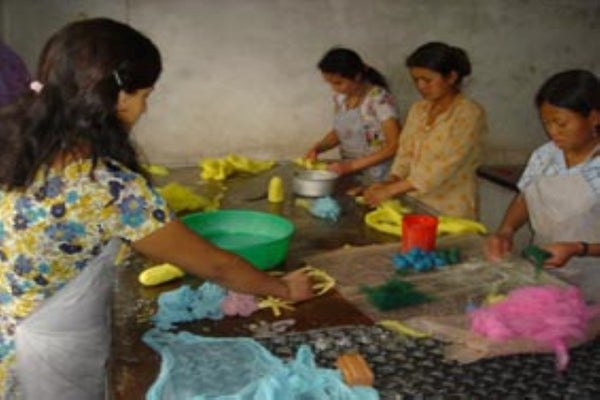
0,158,171,397
390,94,487,219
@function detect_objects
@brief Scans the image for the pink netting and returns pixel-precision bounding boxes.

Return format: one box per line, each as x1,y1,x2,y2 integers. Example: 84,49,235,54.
469,286,600,370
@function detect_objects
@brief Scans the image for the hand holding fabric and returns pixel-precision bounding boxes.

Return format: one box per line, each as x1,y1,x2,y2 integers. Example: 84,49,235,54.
484,232,513,262
541,242,581,268
281,269,314,302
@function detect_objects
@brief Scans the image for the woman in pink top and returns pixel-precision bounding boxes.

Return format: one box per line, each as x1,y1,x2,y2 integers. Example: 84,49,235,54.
365,42,487,219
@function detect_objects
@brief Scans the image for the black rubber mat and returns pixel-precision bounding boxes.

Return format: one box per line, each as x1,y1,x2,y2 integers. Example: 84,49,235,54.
256,324,600,400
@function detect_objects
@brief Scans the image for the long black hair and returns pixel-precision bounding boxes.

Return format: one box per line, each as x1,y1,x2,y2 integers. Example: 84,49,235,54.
318,47,389,90
406,42,471,87
0,18,162,189
535,70,600,117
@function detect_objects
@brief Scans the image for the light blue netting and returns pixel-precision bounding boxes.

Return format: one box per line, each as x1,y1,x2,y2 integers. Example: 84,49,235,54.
152,283,226,330
310,196,341,221
143,329,379,400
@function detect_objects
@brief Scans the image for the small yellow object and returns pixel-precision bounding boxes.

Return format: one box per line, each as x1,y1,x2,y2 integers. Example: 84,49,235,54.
377,320,431,339
292,157,328,170
138,263,185,286
299,265,336,296
267,176,284,203
438,215,487,235
257,296,295,317
143,163,170,176
483,292,507,305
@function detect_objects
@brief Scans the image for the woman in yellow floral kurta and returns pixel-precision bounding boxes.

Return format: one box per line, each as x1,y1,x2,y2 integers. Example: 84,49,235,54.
365,42,487,219
0,18,313,399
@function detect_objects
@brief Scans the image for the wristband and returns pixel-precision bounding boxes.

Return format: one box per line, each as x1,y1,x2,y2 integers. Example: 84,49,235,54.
578,241,589,257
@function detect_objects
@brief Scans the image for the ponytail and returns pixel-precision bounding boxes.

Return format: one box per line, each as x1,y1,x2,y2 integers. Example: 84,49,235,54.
318,47,389,89
364,66,389,90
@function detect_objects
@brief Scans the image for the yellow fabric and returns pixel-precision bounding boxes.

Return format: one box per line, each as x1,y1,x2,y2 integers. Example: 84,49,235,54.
292,157,328,170
143,163,170,176
156,182,221,212
390,94,487,219
364,200,487,237
377,320,431,338
258,266,335,316
139,263,185,286
199,154,275,181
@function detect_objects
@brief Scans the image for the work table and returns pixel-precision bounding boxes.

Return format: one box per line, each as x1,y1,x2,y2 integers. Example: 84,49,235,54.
109,163,392,398
108,162,600,400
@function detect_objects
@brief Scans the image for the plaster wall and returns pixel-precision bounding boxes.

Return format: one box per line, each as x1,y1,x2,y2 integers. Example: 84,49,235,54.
3,0,599,166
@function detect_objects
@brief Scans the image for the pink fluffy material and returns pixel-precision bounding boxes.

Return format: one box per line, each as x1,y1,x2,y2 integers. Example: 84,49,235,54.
221,291,258,317
469,285,600,370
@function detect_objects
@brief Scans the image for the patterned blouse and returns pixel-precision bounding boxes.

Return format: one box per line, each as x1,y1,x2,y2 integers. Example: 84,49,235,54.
390,94,487,218
333,86,398,151
0,158,171,396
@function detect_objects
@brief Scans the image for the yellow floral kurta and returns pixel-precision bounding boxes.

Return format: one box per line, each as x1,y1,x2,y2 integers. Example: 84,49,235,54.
390,94,487,218
0,158,171,397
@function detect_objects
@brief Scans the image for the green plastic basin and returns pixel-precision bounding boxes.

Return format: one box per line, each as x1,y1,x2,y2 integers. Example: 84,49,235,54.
182,210,295,270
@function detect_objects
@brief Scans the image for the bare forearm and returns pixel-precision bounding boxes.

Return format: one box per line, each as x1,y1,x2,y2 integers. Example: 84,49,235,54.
497,193,529,236
314,130,340,153
132,220,289,298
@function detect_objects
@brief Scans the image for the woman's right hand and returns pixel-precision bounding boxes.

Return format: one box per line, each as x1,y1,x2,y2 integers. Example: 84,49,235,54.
484,232,513,261
364,183,391,207
280,269,314,302
304,147,319,162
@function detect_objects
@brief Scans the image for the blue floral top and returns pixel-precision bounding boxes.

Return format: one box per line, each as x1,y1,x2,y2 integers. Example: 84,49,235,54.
0,158,171,395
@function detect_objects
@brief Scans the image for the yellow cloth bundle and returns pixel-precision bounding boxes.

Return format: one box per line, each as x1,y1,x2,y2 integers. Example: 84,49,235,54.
199,154,275,181
156,182,221,212
364,199,487,236
292,157,328,170
139,263,185,286
143,163,170,176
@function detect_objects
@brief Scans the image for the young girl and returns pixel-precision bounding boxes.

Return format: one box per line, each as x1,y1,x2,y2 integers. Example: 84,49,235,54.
485,70,600,302
364,42,487,219
0,18,313,399
305,47,401,186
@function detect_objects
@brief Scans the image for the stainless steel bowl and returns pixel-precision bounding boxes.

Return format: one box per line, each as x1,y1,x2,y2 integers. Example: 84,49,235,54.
292,170,339,197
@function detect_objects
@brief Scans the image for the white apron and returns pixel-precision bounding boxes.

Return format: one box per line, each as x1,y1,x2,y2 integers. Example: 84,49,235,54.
15,239,120,400
523,155,600,303
334,106,390,184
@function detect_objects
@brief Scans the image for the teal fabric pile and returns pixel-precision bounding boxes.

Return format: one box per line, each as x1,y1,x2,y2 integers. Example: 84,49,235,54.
143,329,379,400
152,283,226,330
310,196,341,221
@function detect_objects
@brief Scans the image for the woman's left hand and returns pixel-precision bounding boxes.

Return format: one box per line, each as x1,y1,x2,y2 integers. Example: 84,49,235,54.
327,161,354,176
541,242,581,268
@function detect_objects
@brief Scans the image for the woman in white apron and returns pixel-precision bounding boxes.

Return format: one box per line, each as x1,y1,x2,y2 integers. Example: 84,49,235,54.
305,48,401,186
485,70,600,302
0,19,313,399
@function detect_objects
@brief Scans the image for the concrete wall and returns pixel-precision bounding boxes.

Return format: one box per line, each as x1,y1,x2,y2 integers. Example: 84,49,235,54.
2,0,599,166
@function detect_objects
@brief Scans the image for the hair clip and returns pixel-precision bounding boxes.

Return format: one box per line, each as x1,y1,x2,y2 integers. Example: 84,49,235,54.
113,70,123,87
30,81,44,93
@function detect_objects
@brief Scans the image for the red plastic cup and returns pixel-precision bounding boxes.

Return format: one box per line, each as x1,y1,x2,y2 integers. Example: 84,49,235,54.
401,214,439,253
